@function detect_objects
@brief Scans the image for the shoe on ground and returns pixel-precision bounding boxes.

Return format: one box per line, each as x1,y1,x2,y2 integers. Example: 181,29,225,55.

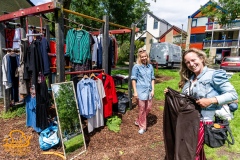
138,129,146,134
134,121,139,126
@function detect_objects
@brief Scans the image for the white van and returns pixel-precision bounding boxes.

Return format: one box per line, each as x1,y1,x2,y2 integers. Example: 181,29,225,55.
149,42,182,68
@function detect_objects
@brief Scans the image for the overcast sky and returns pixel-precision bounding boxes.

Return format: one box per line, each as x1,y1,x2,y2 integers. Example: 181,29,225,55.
31,0,216,31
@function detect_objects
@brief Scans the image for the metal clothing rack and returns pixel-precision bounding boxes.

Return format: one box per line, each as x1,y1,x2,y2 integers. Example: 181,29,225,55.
2,48,20,52
65,69,104,75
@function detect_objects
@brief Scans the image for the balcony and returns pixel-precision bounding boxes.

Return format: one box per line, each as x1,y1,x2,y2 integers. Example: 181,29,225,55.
206,22,240,31
203,39,239,48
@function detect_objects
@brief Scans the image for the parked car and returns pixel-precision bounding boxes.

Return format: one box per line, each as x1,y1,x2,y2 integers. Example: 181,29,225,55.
220,56,240,71
149,42,182,68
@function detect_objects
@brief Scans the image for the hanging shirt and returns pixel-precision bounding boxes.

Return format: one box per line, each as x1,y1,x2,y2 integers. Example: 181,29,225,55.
40,37,50,75
2,53,12,89
88,78,105,133
76,78,101,118
65,29,91,64
91,35,98,63
12,28,21,49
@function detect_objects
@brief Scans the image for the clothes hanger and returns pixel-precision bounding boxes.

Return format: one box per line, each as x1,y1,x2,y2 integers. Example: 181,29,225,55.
76,24,83,31
82,74,89,79
90,73,98,80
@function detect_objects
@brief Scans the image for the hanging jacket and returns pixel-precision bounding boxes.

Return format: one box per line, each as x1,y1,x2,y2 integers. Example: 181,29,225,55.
97,73,118,118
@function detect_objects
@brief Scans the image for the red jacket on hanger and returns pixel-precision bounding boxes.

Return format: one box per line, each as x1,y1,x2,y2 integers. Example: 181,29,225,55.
97,73,118,118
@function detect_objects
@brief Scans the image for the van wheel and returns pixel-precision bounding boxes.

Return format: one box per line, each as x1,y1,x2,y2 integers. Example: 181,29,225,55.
170,62,174,69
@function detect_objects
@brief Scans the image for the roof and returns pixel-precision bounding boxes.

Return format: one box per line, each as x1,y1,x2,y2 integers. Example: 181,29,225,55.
188,0,223,18
159,25,187,39
135,11,172,26
0,0,49,28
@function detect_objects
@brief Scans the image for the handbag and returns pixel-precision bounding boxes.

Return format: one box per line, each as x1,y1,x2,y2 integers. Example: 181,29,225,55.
204,120,234,148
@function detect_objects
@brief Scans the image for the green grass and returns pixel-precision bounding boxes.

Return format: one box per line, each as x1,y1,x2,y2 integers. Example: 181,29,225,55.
0,103,25,119
64,134,84,154
154,68,180,101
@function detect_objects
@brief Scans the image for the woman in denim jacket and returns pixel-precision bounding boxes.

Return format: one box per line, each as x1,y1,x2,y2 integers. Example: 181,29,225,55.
179,48,238,121
131,48,155,134
164,48,238,159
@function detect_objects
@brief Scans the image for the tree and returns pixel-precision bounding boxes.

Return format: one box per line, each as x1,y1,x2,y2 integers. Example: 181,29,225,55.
201,0,240,25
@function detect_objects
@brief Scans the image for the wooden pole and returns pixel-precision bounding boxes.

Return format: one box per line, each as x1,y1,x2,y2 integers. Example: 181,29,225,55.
55,0,65,82
128,24,136,109
102,15,109,74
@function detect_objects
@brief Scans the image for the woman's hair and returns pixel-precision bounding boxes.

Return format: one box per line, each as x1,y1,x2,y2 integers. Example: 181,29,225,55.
178,48,208,89
136,48,150,65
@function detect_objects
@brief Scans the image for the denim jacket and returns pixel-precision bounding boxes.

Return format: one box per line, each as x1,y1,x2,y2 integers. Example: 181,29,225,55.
182,66,238,111
131,64,155,100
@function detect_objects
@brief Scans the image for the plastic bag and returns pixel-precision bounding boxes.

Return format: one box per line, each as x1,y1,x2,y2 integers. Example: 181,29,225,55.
117,92,129,114
215,104,233,120
39,125,60,150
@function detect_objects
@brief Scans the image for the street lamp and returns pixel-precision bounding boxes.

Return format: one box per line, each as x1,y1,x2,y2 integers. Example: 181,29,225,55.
181,24,183,48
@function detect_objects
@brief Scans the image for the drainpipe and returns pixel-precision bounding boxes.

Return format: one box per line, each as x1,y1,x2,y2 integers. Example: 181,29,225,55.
237,28,240,56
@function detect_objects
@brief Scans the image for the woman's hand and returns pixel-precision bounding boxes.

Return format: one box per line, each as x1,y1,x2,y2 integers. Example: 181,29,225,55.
164,88,169,95
133,92,138,99
151,91,154,98
196,97,217,108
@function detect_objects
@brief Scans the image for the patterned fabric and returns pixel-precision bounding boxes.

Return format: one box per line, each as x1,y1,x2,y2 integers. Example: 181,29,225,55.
65,29,91,64
195,121,212,160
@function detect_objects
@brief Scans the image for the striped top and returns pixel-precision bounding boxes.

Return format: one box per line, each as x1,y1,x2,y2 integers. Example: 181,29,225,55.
66,29,91,64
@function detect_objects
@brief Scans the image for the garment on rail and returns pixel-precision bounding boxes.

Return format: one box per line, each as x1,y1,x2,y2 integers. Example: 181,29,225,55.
97,73,118,118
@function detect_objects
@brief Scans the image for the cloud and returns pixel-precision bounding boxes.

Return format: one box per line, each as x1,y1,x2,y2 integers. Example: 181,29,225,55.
146,0,217,30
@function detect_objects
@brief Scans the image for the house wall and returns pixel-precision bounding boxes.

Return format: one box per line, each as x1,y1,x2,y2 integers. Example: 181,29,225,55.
186,18,192,50
191,26,206,34
189,43,203,49
146,14,161,37
146,33,154,53
159,22,169,37
165,31,173,43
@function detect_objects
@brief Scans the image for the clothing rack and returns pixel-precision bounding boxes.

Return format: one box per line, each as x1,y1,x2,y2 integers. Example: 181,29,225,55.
63,17,99,31
28,25,46,30
2,48,20,52
0,1,136,112
65,69,104,75
5,21,21,27
26,33,43,37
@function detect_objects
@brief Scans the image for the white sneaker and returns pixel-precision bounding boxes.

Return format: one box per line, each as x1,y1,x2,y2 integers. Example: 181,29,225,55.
138,129,146,134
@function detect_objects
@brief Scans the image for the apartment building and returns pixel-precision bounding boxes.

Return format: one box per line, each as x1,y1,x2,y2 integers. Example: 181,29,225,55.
186,0,240,63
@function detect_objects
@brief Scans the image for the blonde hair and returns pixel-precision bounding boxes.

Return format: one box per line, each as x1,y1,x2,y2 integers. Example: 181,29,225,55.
136,48,150,65
179,48,208,89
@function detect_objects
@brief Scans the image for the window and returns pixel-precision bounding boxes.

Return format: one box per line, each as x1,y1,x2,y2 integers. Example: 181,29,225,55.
192,17,208,27
173,36,181,43
190,34,206,43
227,31,233,39
142,17,147,30
192,19,197,27
153,19,158,29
